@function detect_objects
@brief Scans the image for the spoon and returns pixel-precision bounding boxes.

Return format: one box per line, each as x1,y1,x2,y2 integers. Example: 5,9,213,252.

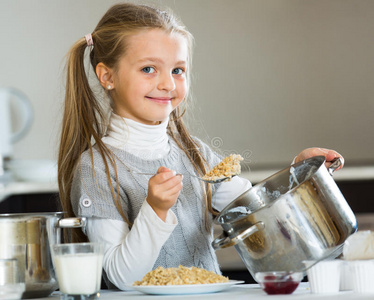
133,172,236,184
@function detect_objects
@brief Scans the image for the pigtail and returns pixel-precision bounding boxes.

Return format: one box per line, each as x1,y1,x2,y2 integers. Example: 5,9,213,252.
58,39,88,242
58,38,129,243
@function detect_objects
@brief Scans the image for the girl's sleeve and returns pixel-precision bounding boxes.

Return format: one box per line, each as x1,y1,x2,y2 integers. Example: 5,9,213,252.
86,200,177,290
212,176,252,211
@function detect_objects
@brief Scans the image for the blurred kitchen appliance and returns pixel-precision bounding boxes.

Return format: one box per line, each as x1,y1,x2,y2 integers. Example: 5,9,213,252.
0,212,87,298
0,88,33,182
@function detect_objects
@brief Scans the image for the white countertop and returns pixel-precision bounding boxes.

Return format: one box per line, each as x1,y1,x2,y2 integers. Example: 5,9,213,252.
31,283,374,300
0,165,373,203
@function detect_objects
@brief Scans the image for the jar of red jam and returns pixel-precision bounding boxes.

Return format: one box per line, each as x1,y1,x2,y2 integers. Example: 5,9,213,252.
255,271,304,295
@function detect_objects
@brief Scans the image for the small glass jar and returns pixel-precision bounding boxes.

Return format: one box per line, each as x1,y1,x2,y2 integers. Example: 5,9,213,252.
255,271,304,295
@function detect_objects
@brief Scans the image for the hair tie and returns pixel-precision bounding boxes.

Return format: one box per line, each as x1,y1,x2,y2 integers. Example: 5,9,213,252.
85,34,93,46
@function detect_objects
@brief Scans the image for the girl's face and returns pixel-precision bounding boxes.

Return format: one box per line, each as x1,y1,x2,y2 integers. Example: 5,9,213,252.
110,29,189,125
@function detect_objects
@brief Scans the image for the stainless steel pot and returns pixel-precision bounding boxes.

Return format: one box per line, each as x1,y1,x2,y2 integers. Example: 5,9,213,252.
212,156,357,279
0,212,86,299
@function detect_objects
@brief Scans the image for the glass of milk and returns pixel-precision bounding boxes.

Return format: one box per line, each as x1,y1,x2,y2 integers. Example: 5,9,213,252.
52,243,104,300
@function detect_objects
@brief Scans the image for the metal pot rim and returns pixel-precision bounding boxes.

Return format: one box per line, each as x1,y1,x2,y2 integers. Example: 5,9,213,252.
214,156,327,226
0,211,64,218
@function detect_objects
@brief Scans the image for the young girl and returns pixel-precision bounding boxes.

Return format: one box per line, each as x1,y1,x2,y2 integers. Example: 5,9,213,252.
58,3,343,290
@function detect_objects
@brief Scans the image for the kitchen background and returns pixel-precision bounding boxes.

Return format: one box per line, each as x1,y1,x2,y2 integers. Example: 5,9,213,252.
0,0,373,284
0,0,374,166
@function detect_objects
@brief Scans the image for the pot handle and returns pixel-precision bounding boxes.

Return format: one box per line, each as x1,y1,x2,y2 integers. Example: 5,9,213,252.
58,217,87,228
328,157,344,176
212,221,265,250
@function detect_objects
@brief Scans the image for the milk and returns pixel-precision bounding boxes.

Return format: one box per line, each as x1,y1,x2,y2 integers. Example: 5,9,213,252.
54,253,103,295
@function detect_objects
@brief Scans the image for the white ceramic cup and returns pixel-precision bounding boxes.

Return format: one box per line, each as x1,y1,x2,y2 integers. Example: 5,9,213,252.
52,243,104,300
349,260,374,294
304,260,341,294
340,260,354,291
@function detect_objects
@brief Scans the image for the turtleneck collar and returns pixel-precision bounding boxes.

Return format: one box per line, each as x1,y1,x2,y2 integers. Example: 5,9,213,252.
102,112,170,158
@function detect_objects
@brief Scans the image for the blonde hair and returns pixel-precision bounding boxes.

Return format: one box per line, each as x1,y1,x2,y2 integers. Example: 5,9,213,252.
58,3,215,242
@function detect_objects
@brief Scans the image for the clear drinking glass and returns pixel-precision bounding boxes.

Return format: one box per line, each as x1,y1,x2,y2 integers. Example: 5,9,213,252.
0,258,25,300
52,243,104,300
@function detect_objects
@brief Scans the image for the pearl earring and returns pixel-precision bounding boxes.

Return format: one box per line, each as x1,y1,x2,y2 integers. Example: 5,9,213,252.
107,85,112,90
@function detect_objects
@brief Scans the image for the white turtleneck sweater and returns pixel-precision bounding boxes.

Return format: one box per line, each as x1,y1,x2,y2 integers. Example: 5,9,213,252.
85,113,251,289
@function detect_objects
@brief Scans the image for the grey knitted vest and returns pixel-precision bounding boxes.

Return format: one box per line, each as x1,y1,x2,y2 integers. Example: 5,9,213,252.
71,136,222,274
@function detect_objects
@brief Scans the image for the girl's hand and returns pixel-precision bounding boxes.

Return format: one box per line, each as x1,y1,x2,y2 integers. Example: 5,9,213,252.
294,148,344,171
146,166,183,221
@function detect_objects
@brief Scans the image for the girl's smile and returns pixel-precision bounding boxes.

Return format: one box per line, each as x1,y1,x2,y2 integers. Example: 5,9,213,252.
145,96,173,104
102,29,189,125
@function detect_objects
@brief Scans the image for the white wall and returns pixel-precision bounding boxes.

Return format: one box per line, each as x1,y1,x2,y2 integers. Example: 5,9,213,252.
1,0,373,169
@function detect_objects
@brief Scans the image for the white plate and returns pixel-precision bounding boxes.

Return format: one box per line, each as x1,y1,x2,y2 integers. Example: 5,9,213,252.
129,280,244,295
